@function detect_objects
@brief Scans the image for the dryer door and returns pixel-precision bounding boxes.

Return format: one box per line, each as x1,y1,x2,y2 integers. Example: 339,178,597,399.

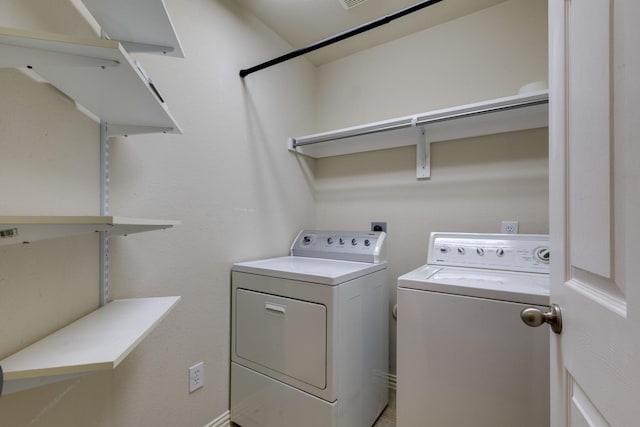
235,289,327,389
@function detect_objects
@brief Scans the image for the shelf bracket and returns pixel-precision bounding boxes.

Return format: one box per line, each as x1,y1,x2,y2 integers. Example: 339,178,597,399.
416,126,431,179
119,41,175,56
106,124,176,137
0,44,120,69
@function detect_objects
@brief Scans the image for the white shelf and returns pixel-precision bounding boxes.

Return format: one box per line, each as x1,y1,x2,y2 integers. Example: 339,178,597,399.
81,0,185,58
0,26,182,136
0,4,184,398
289,90,549,159
0,216,180,246
0,297,180,394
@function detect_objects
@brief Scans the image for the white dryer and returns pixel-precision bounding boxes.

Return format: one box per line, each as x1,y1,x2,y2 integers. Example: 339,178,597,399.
231,230,389,427
397,232,550,427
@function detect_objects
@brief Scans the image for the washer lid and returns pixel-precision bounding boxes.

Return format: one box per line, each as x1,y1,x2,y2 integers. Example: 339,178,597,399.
398,265,549,306
232,256,387,286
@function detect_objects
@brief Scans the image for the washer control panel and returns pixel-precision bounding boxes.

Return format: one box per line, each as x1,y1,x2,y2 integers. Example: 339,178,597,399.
291,230,386,263
428,232,549,273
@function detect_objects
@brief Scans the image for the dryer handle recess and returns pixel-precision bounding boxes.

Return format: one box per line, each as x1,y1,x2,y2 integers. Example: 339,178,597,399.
265,303,286,314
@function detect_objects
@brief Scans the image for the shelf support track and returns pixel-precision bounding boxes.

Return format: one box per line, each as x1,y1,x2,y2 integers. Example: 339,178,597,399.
416,126,431,179
100,121,110,307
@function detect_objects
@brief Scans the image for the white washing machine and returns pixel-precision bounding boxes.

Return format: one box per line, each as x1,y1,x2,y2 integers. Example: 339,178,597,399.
397,232,550,427
231,230,389,427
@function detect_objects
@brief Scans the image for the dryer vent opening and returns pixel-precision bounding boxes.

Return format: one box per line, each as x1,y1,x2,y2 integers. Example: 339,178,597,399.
339,0,370,10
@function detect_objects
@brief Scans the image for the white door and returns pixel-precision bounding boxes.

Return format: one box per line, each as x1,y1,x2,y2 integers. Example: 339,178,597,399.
548,0,640,425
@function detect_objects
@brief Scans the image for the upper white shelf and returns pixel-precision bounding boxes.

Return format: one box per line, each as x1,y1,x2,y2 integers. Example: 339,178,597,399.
0,216,180,247
0,26,182,136
289,90,549,158
80,0,184,58
0,296,180,394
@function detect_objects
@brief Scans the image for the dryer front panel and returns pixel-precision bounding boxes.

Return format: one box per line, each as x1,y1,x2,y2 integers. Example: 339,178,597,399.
235,288,327,389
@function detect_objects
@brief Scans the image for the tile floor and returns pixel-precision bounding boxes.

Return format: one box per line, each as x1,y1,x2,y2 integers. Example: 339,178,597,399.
373,389,396,427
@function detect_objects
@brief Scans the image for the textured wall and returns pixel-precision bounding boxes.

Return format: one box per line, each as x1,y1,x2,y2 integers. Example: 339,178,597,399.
0,0,316,425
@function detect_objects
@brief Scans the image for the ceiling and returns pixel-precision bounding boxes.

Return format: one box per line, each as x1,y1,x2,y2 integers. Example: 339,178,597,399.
235,0,508,65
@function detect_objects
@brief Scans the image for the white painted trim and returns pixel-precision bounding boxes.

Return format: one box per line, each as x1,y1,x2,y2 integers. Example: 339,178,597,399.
205,410,230,427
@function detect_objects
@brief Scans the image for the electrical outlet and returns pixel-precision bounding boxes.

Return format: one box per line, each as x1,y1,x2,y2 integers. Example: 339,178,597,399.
189,362,204,393
501,221,519,234
371,222,387,233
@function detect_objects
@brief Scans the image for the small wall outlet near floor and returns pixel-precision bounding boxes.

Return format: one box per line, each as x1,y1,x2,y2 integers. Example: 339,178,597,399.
189,362,204,393
501,221,519,234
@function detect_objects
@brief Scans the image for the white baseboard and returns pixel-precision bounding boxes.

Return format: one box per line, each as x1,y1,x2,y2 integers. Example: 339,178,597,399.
205,410,230,427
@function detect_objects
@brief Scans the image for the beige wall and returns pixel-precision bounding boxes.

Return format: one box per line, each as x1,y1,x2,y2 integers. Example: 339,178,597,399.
315,0,548,129
0,0,315,425
313,0,549,373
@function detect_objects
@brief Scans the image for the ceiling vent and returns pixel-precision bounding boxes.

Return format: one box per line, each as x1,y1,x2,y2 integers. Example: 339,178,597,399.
338,0,370,10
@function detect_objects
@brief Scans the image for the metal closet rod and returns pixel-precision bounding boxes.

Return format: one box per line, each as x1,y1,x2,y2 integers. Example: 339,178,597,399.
239,0,444,78
291,98,549,147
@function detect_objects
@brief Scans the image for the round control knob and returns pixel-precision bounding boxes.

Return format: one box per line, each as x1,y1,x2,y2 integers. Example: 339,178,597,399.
476,248,485,256
339,238,345,245
327,237,333,245
496,248,505,257
535,247,550,263
364,239,371,247
439,246,450,253
302,235,313,245
457,247,465,255
351,238,358,246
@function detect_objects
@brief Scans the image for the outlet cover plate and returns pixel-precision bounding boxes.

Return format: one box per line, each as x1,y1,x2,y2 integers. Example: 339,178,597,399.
501,221,519,234
189,362,204,393
371,222,387,233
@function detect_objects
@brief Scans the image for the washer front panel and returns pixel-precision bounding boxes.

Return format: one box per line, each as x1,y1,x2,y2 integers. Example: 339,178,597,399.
396,287,549,427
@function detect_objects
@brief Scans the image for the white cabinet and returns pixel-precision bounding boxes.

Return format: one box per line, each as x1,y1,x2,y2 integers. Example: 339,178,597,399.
0,1,183,395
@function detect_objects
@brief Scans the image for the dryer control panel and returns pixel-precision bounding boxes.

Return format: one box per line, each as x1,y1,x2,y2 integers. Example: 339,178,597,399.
428,232,549,274
291,230,386,264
